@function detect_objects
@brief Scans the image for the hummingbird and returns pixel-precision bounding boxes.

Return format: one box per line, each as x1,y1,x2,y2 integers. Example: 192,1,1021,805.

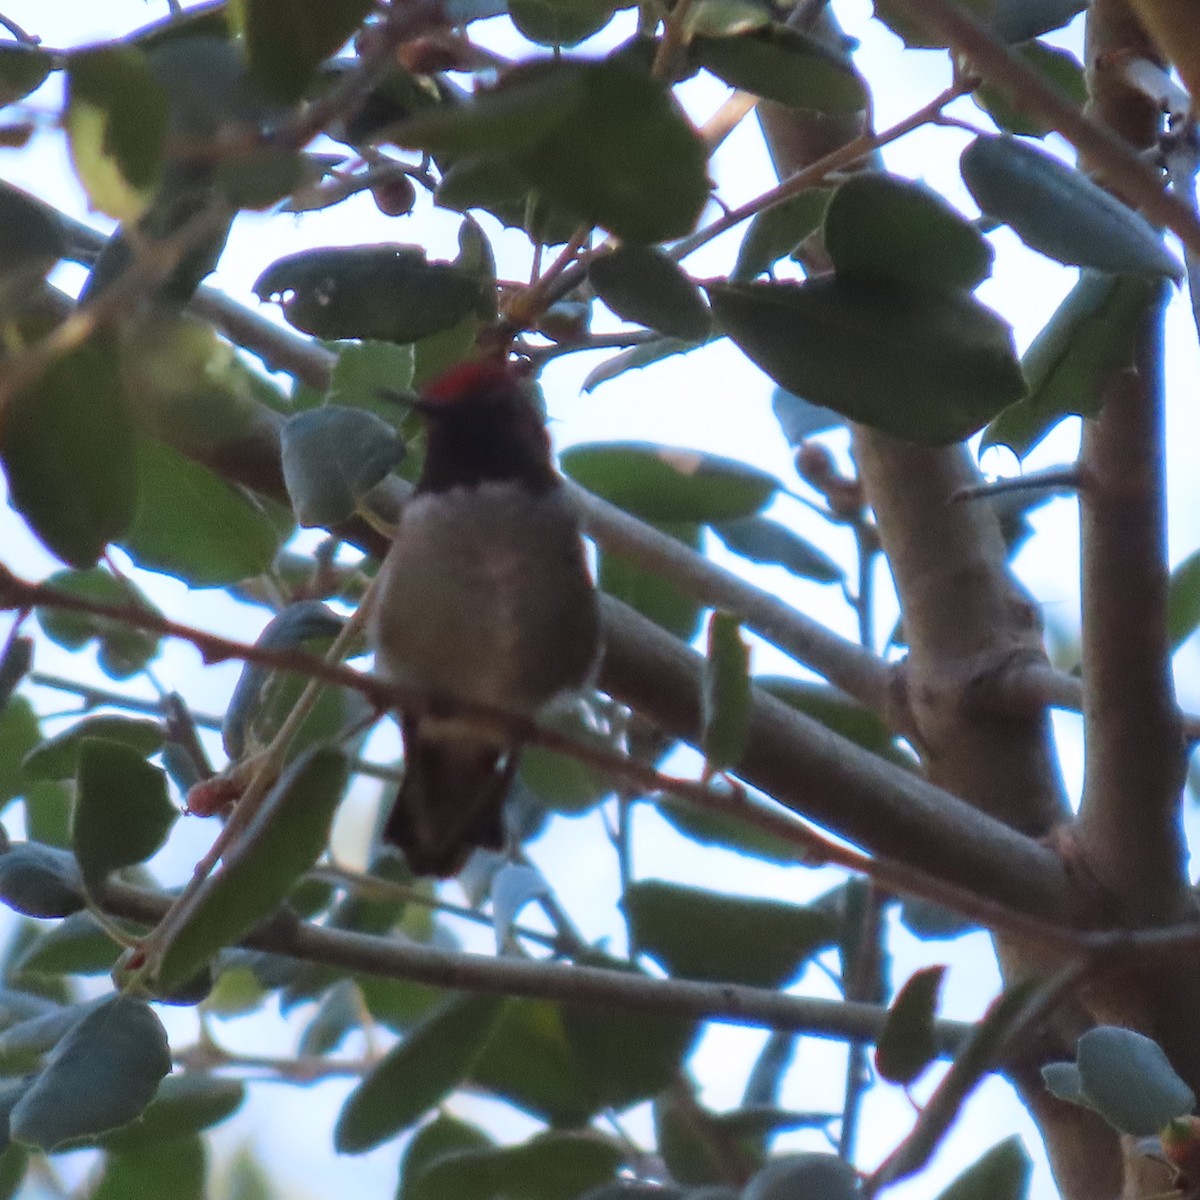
369,359,601,876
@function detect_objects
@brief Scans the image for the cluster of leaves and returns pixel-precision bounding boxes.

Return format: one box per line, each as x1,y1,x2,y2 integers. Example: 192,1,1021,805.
0,0,1192,1195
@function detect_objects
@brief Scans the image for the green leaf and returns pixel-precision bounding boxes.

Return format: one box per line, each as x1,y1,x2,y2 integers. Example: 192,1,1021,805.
221,601,363,764
702,613,751,776
334,993,505,1153
0,184,65,310
562,442,778,522
874,965,945,1086
1169,549,1200,651
0,843,85,919
872,0,1082,47
983,272,1161,458
401,1115,493,1200
156,747,349,989
2,335,138,569
1075,1026,1196,1136
656,792,805,863
824,172,993,292
16,912,123,978
64,45,168,220
934,1136,1032,1200
328,340,416,425
280,406,405,527
255,245,489,343
691,25,866,113
231,0,373,102
771,386,842,442
412,1132,624,1200
509,0,620,47
23,716,164,782
743,1153,859,1200
589,246,711,341
581,337,703,394
1040,1061,1087,1105
756,676,912,766
34,568,161,680
683,0,769,37
298,979,362,1057
10,995,170,1150
712,517,843,584
471,998,595,1125
90,1136,207,1200
599,521,704,640
732,189,832,282
519,702,613,815
73,739,176,892
709,277,1026,446
961,134,1181,278
121,438,285,587
396,57,709,243
0,44,51,107
97,1075,245,1152
624,880,837,987
0,696,40,809
973,41,1086,138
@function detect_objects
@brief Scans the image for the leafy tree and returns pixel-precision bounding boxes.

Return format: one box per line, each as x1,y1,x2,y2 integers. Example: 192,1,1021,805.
0,1,1198,1198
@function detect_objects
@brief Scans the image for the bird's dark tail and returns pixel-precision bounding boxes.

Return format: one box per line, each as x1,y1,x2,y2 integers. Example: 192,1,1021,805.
383,728,517,877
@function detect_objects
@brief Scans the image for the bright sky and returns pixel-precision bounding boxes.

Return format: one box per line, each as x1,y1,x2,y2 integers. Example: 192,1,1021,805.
3,2,1200,1198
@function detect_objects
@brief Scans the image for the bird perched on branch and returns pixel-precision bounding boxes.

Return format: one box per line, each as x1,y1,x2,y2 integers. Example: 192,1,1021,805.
369,359,601,876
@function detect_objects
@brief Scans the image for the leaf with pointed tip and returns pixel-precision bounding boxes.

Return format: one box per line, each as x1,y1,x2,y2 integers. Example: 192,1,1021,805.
64,45,168,220
961,134,1181,278
581,337,702,394
334,993,505,1153
690,26,867,113
230,0,373,102
589,246,711,341
10,995,170,1150
0,44,51,107
281,406,404,527
825,172,993,292
2,334,137,569
934,1136,1032,1200
624,880,837,987
982,272,1161,459
712,517,843,583
733,189,831,282
771,386,842,442
710,277,1025,445
73,739,176,892
156,747,349,990
875,965,946,1085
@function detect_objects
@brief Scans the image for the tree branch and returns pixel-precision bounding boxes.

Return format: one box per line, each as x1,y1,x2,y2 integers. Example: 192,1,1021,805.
88,864,975,1047
887,0,1200,259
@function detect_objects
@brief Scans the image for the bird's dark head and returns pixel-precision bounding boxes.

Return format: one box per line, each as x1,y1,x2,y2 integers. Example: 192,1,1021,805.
415,359,557,495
